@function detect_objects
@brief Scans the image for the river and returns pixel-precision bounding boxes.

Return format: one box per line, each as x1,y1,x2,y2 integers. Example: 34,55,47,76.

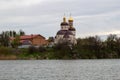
0,59,120,80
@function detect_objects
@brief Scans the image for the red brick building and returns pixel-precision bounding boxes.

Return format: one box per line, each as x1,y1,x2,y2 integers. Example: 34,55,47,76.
20,34,48,46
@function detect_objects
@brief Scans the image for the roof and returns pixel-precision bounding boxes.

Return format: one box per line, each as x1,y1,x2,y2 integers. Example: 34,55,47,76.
66,30,73,35
60,22,69,26
20,34,45,40
9,34,46,42
69,27,76,31
57,30,73,35
57,30,67,35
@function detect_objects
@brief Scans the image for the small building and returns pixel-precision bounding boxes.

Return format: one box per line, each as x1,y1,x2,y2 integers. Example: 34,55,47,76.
20,34,48,47
10,34,48,48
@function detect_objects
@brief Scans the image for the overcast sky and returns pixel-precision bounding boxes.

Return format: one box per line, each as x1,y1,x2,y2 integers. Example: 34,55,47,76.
0,0,120,38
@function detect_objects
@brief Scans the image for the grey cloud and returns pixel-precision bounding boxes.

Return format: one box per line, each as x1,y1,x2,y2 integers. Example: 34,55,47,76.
0,0,120,38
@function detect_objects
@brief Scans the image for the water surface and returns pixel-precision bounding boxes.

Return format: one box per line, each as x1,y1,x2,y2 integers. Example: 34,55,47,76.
0,59,120,80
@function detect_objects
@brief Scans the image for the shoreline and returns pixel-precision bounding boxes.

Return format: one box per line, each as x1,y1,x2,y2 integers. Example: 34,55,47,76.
0,56,120,60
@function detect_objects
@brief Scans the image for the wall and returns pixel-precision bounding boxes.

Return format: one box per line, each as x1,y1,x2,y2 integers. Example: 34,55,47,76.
32,36,48,46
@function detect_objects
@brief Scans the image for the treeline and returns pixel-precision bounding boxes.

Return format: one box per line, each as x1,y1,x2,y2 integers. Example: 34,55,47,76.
0,30,25,47
1,30,25,37
44,34,120,59
74,35,120,59
24,34,120,59
0,34,120,59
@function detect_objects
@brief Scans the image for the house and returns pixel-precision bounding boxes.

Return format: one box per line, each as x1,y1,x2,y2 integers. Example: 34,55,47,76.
20,34,48,47
10,34,48,48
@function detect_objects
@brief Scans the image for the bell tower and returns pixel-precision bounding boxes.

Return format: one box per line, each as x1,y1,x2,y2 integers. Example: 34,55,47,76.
68,14,76,36
60,15,69,30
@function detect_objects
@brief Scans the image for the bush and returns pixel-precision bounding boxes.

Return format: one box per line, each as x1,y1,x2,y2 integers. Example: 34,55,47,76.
38,46,46,52
0,47,13,56
28,46,38,54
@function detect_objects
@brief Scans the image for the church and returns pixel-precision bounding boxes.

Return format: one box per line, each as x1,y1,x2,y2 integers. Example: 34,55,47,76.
54,16,77,45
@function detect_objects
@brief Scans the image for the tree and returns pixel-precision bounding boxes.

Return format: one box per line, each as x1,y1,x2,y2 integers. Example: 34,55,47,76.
19,30,25,36
13,31,16,37
11,35,20,48
53,42,73,59
0,33,10,47
106,34,117,51
10,31,12,37
48,37,54,42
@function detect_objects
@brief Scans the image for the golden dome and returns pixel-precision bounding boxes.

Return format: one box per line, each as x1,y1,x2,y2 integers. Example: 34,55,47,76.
69,16,73,21
63,16,66,22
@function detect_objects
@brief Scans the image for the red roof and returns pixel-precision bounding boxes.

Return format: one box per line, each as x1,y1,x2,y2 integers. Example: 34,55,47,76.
20,34,45,40
9,34,45,42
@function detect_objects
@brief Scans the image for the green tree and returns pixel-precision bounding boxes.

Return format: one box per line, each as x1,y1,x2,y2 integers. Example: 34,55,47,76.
19,30,25,36
11,35,20,48
53,42,73,59
0,33,10,47
13,31,16,37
